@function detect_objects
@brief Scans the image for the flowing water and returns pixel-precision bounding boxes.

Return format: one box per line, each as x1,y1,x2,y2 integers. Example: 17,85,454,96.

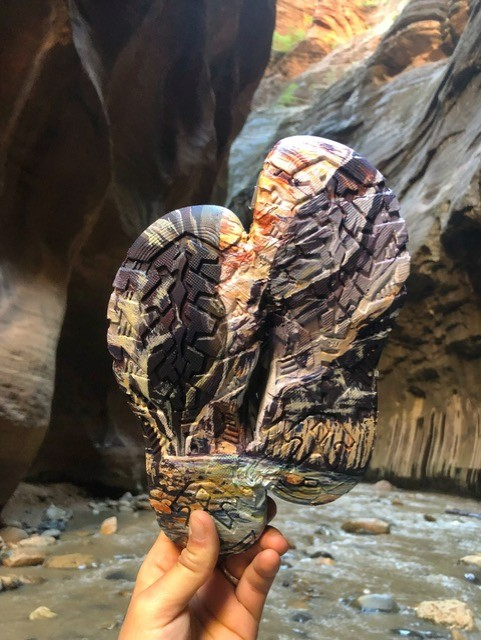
1,483,480,640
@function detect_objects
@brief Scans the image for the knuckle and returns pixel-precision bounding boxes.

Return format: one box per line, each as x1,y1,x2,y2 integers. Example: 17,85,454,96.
177,546,204,574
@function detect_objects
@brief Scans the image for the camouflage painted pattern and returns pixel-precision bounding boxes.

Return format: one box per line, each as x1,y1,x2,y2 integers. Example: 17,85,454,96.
107,136,410,554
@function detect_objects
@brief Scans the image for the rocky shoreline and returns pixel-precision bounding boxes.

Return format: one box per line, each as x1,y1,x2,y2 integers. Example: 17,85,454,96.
0,481,480,639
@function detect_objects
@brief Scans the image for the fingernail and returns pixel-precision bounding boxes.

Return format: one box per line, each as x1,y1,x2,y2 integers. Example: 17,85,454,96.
189,511,207,542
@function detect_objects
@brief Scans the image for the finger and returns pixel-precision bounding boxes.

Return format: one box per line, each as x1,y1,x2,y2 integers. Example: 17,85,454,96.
142,510,219,617
133,530,181,595
224,526,289,580
235,548,281,621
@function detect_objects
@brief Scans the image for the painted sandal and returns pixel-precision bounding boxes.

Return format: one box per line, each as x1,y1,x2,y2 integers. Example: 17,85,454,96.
107,136,410,554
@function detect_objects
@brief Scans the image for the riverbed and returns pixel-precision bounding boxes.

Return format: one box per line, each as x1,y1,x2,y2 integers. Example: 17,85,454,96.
1,482,480,639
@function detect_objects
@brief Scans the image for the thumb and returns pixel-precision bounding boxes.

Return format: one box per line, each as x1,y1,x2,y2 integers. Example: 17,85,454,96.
145,510,219,617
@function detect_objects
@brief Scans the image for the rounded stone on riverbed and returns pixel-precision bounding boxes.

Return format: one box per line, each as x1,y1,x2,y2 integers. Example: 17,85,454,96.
2,548,46,567
133,495,151,510
371,480,395,492
44,504,72,522
104,568,136,582
40,528,62,539
44,553,96,569
356,593,399,612
460,554,481,568
342,519,391,535
100,516,118,535
415,599,476,631
28,606,58,620
307,549,335,564
463,570,481,585
19,534,56,547
0,526,28,544
0,575,23,591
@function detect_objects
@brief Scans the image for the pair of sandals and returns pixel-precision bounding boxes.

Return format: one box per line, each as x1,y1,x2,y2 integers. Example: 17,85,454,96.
107,136,410,554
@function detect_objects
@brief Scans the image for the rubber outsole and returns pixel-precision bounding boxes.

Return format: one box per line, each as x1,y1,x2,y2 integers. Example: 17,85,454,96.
107,136,410,554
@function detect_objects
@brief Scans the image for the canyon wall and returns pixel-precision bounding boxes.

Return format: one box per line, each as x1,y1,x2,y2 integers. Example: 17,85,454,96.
230,0,481,496
0,0,275,507
1,0,480,507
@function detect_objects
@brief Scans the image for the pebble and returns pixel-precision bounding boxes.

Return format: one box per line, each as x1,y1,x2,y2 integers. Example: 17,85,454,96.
371,480,395,492
100,516,118,535
291,612,312,623
0,526,28,544
424,514,437,522
104,569,135,581
2,548,46,567
38,520,66,533
415,599,476,631
356,593,398,612
463,571,481,584
19,535,56,547
307,549,334,560
341,519,391,535
305,549,335,565
28,606,58,620
44,553,96,569
134,498,151,511
460,554,481,568
0,575,23,591
41,528,62,538
44,504,72,521
314,556,335,566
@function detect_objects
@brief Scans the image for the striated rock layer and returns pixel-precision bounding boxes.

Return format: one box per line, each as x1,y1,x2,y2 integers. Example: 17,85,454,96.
230,0,481,496
0,0,275,508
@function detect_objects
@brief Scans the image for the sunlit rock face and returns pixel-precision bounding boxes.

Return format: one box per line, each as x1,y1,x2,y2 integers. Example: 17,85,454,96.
0,0,275,508
277,0,372,79
230,0,481,496
255,0,376,108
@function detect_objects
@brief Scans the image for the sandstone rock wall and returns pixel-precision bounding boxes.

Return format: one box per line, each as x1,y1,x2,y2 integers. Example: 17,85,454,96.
2,0,479,505
230,0,481,496
275,0,317,37
0,0,275,508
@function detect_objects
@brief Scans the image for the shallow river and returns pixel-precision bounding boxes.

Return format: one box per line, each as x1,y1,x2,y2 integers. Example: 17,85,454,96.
1,483,480,640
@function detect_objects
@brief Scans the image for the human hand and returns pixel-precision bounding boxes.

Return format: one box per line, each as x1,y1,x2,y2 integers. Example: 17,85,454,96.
119,500,289,640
